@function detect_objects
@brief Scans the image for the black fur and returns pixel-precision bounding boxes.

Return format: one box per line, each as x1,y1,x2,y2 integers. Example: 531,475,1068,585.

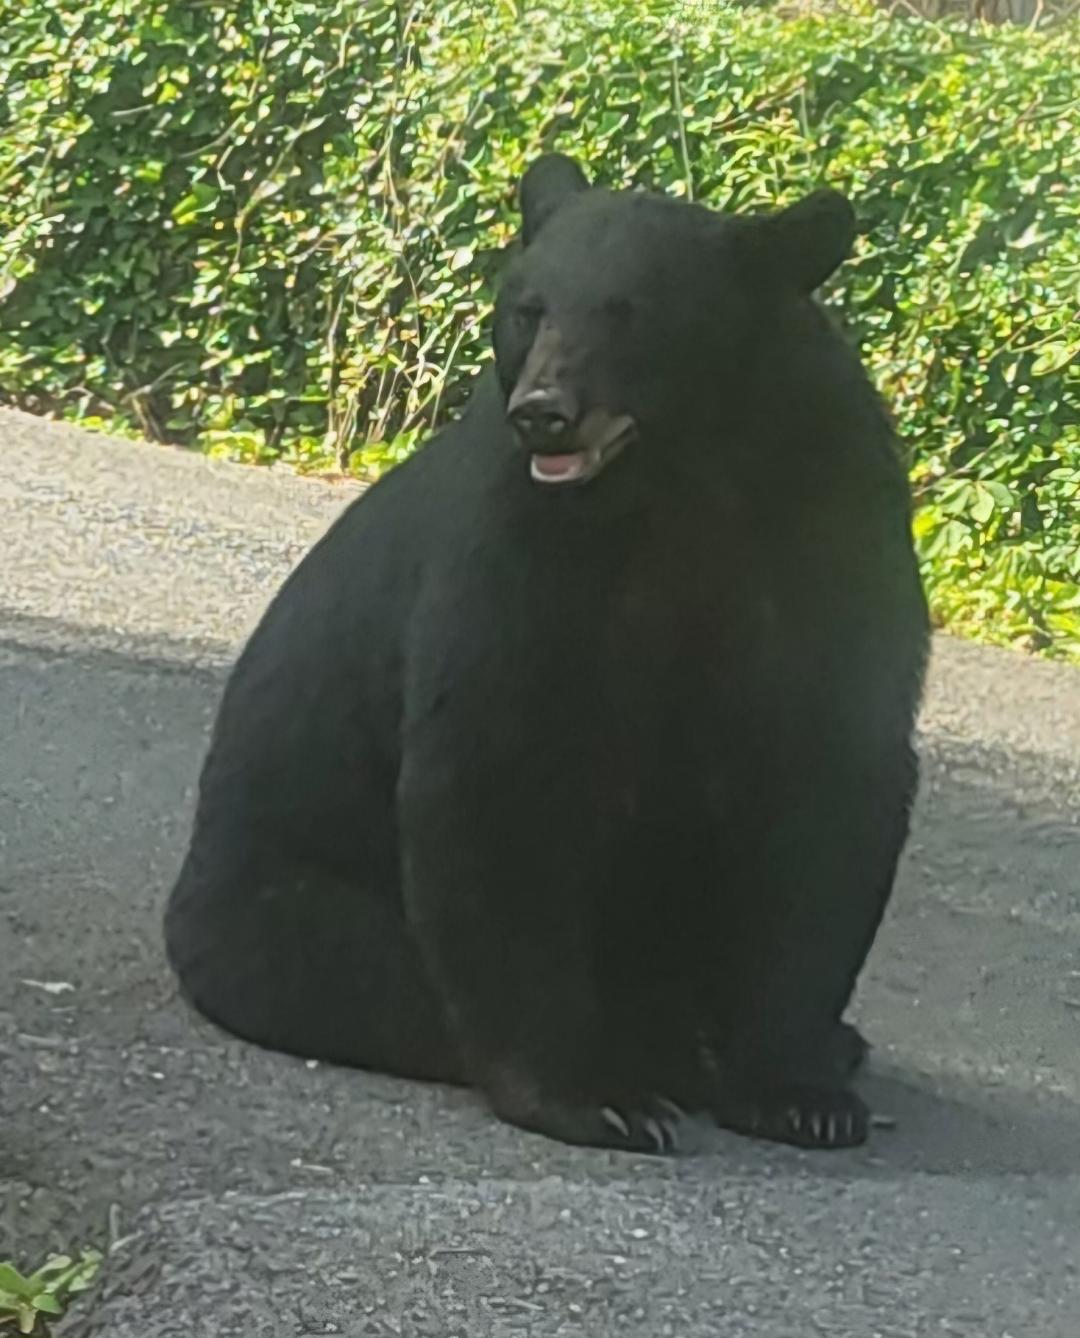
165,154,929,1154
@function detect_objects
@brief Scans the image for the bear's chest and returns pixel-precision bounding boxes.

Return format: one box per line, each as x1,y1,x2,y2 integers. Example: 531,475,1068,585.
412,495,789,756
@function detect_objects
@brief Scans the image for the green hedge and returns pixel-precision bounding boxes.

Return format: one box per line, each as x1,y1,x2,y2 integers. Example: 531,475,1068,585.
1,1,1078,656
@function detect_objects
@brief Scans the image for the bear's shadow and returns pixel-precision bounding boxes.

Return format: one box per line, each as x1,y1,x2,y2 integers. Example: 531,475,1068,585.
833,1061,1080,1178
406,1049,1078,1181
565,1058,1080,1179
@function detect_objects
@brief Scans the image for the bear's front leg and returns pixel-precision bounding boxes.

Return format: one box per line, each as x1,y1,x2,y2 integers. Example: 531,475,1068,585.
694,742,917,1152
397,751,681,1155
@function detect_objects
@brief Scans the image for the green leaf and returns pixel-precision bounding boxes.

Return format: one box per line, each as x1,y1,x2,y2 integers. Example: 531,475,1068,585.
171,181,219,225
983,482,1014,507
28,1255,72,1282
969,484,995,526
1031,343,1077,377
0,1263,32,1296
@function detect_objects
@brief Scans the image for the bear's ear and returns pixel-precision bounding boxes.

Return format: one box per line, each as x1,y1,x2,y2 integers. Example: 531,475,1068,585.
759,188,857,294
519,153,591,246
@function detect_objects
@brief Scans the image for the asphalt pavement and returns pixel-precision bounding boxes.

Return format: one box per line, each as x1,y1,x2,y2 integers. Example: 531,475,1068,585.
1,407,1078,1337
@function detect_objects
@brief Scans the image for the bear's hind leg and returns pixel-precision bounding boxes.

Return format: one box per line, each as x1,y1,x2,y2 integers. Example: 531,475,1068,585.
165,848,464,1084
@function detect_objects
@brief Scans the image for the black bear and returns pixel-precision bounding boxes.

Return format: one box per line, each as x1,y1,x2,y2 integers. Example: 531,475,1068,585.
165,153,929,1154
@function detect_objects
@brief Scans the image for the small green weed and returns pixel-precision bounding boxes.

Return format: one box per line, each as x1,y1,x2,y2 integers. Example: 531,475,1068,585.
0,1252,102,1337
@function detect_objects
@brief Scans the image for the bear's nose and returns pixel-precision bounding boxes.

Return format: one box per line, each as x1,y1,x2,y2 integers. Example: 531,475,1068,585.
507,389,574,449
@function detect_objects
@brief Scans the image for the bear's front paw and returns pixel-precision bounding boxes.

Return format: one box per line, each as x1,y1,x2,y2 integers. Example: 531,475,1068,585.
715,1083,869,1151
486,1071,683,1154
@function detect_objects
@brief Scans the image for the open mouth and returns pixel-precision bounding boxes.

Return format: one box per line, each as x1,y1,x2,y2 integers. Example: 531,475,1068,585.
528,415,637,487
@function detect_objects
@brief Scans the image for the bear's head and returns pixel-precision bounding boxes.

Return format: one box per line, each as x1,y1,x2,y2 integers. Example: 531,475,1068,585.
492,153,857,489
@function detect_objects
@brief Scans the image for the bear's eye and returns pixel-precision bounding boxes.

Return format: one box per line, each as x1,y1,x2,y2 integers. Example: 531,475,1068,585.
515,300,544,329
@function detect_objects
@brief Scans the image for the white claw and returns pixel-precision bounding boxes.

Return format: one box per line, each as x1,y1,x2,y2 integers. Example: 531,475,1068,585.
825,1115,837,1143
810,1114,824,1141
660,1119,679,1153
643,1117,662,1149
787,1108,802,1132
601,1106,631,1138
656,1096,685,1122
870,1112,897,1130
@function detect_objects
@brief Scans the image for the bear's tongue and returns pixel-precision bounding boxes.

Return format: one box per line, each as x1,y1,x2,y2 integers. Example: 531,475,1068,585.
530,450,588,483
